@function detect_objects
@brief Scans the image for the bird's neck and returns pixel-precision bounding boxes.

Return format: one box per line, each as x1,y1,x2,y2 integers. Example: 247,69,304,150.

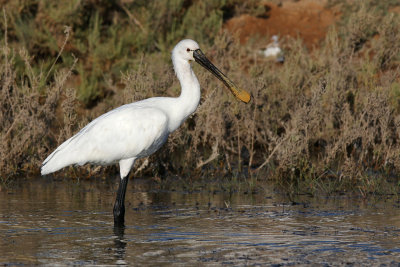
171,59,201,128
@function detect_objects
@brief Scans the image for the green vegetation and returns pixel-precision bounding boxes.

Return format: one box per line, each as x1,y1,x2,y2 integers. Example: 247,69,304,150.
1,0,400,196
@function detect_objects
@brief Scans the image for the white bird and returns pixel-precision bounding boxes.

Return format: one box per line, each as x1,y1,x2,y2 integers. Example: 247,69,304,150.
259,35,284,63
41,39,251,226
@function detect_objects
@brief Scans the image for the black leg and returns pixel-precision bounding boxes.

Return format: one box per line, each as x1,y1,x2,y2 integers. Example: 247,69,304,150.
113,176,129,227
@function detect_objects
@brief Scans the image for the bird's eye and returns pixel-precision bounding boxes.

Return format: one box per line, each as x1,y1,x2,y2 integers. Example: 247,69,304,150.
186,48,191,52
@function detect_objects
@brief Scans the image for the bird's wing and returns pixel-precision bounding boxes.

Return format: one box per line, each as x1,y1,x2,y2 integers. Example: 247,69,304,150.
41,105,169,174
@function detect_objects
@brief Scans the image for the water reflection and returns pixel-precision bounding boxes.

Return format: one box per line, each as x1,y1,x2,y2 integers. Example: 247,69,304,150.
0,177,400,265
113,225,127,265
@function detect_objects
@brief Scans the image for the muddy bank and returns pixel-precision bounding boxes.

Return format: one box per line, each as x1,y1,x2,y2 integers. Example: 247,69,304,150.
225,0,339,49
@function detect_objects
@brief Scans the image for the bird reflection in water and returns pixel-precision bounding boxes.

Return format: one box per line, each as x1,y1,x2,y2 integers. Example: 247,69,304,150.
113,225,127,264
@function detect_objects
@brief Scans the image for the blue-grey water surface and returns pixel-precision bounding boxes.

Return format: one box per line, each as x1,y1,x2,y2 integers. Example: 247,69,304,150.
1,177,400,266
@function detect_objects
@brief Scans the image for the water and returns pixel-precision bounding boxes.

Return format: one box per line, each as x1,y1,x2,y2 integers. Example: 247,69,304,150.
1,177,400,266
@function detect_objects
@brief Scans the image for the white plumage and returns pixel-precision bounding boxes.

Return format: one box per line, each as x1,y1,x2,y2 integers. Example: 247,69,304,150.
41,39,250,225
42,102,170,175
259,35,284,62
41,40,204,178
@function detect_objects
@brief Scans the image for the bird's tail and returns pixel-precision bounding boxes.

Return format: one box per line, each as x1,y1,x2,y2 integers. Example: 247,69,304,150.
41,138,77,175
41,150,68,175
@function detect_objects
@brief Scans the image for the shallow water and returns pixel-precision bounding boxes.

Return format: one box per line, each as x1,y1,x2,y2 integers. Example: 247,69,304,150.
1,177,400,266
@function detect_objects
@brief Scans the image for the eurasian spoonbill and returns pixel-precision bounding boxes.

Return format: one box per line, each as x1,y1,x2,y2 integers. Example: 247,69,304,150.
259,35,284,63
41,39,251,226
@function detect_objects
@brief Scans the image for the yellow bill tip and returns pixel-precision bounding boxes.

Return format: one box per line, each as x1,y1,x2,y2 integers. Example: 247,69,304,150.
235,89,251,103
228,85,251,103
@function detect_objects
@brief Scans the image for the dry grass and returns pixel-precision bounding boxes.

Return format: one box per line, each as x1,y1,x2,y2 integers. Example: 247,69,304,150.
0,12,77,182
1,1,400,195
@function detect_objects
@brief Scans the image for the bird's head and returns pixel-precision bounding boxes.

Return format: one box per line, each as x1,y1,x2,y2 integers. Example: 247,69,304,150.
172,39,251,104
172,39,200,62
